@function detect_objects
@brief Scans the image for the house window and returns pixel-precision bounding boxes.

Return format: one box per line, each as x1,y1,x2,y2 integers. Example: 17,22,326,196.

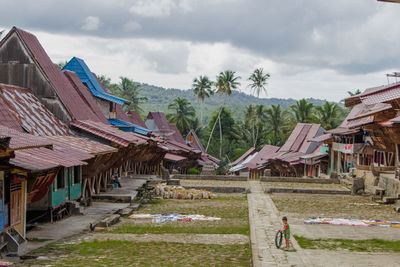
74,166,81,184
55,168,65,190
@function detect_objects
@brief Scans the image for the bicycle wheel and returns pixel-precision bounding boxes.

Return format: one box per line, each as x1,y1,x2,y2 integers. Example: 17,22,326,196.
275,230,283,248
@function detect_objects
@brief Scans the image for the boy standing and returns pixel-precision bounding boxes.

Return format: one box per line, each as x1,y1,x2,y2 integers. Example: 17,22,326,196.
281,216,290,249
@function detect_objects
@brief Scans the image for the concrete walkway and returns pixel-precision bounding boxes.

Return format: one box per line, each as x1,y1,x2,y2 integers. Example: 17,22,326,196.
25,202,130,253
247,181,312,267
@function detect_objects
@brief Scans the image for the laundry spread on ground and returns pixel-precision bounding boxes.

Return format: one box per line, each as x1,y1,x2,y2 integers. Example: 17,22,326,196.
129,213,221,223
304,217,400,228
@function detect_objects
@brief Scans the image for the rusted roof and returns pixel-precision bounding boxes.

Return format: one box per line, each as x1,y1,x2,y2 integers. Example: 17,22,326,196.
46,135,117,155
0,126,52,150
164,139,200,154
244,145,280,169
11,147,87,171
350,103,392,120
70,120,148,147
0,97,23,132
309,133,332,143
200,153,221,164
11,27,103,123
63,71,109,124
0,83,72,136
345,82,400,107
168,124,186,144
280,123,322,153
230,147,256,166
127,110,147,128
146,112,172,132
0,126,89,171
164,153,186,162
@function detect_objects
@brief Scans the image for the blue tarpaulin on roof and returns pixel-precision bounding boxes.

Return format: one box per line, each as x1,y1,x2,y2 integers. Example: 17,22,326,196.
63,57,129,106
108,119,150,135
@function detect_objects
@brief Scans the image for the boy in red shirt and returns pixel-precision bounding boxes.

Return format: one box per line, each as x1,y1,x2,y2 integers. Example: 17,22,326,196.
281,216,290,249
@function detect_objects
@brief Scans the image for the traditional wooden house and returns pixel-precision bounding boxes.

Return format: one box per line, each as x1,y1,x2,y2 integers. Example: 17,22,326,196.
343,82,400,196
0,27,165,189
229,147,258,176
145,112,202,173
268,123,326,177
244,145,280,179
0,84,97,217
0,126,90,253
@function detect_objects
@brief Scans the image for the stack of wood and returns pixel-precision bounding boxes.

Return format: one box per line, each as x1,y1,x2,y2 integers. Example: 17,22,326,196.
154,183,213,199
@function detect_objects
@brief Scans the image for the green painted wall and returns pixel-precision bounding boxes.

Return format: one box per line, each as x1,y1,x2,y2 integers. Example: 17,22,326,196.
51,183,66,208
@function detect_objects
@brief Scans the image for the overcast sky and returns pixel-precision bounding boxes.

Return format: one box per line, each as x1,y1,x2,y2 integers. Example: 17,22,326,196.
1,0,399,101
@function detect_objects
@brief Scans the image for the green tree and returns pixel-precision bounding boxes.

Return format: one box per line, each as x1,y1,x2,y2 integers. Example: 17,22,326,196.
206,70,241,158
248,68,270,98
57,61,68,69
264,104,286,146
347,89,361,96
206,107,236,159
315,102,341,130
166,97,196,136
117,77,148,114
192,75,214,125
290,99,314,123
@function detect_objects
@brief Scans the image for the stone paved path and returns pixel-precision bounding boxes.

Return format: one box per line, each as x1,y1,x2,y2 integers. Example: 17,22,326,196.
248,181,312,267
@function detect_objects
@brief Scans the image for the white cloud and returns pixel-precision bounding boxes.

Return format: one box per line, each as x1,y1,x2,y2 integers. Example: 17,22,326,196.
129,0,176,17
81,16,100,31
123,20,142,32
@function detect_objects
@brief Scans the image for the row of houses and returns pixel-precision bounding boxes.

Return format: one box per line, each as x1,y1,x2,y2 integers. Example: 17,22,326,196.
230,81,400,199
229,123,328,178
0,26,219,253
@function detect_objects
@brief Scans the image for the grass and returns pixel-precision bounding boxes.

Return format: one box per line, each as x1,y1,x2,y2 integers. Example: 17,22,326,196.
108,195,250,235
295,235,400,252
27,240,252,266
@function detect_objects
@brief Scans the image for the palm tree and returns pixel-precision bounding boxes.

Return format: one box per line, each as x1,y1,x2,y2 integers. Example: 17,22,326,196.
192,75,214,125
118,77,148,114
206,70,241,158
347,89,361,96
166,97,196,135
264,104,286,145
253,105,265,147
290,99,314,123
315,102,341,130
248,68,270,98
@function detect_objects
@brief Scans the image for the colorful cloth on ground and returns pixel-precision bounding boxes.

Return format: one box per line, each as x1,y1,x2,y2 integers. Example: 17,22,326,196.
283,223,290,239
304,217,400,228
129,213,221,223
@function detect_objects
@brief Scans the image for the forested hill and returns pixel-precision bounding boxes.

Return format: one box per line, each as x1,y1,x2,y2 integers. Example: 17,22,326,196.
139,83,329,120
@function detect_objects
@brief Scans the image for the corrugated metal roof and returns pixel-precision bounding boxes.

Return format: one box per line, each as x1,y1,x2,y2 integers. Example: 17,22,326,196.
70,120,148,147
0,97,23,132
127,110,147,128
164,153,186,162
146,112,172,132
63,57,129,106
230,147,256,166
244,145,280,169
309,133,332,143
0,83,72,136
168,124,186,144
0,126,53,149
46,135,117,155
12,27,104,123
108,119,151,135
279,123,322,153
63,71,109,124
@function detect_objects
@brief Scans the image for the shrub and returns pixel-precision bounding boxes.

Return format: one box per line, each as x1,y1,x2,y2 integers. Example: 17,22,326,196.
187,168,201,175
